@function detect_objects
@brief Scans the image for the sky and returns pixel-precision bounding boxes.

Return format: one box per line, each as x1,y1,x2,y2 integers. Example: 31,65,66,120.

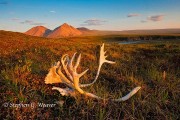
0,0,180,32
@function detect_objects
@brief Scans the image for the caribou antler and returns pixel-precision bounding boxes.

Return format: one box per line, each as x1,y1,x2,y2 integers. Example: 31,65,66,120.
80,43,115,87
45,44,141,102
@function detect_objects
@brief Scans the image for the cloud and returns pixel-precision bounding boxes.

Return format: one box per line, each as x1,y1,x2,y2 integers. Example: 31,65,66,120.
147,15,164,22
140,14,165,23
0,1,8,5
141,20,147,23
11,18,20,21
50,10,56,13
81,19,107,26
20,20,33,24
20,20,45,25
30,22,45,25
127,13,140,17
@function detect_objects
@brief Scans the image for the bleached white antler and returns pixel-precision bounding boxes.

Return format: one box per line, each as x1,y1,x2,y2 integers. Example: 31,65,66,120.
80,43,115,87
61,54,73,81
45,44,141,102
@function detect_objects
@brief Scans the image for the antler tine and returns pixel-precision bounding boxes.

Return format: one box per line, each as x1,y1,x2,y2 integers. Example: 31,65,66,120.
78,69,89,78
56,67,74,88
69,52,77,69
74,53,81,72
61,54,73,81
56,61,61,67
100,43,115,65
65,55,69,66
67,53,89,78
114,87,141,102
72,53,89,78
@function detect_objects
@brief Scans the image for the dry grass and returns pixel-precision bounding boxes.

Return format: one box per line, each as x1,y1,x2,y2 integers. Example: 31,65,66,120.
0,30,180,119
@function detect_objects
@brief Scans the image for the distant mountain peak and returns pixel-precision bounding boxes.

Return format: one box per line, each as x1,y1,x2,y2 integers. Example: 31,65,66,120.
61,23,69,26
47,23,82,38
25,26,51,37
37,26,46,28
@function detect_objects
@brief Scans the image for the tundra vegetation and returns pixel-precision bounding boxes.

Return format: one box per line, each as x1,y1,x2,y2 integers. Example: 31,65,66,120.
0,30,180,119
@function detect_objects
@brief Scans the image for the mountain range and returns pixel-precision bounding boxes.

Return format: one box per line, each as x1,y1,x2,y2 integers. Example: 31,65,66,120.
25,23,180,38
25,23,83,38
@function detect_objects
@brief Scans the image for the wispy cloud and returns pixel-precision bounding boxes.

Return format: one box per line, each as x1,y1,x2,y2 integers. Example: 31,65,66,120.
147,15,164,22
50,10,56,13
141,20,147,23
127,13,140,17
0,1,8,5
81,19,107,26
20,20,45,26
11,18,20,21
140,14,165,23
30,22,45,25
20,20,33,24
